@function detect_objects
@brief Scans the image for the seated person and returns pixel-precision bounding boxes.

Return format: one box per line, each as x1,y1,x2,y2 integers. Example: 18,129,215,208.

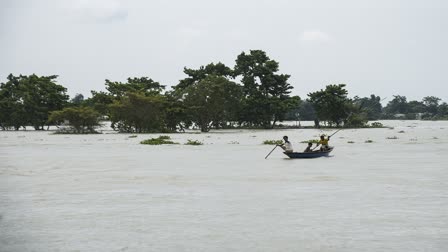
278,135,293,153
304,142,313,152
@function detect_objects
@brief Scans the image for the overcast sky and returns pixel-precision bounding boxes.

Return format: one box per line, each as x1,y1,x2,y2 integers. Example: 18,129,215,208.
1,0,447,102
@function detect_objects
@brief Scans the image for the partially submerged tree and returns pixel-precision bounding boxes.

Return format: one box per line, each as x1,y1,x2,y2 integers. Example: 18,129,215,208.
353,94,383,120
49,107,101,133
182,75,243,132
0,74,69,130
308,84,351,127
234,50,297,128
109,92,167,133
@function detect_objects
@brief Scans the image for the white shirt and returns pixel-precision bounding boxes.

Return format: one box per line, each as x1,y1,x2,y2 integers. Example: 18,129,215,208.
283,141,293,152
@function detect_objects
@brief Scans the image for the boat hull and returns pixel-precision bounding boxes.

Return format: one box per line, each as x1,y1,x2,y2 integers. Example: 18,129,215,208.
283,147,333,159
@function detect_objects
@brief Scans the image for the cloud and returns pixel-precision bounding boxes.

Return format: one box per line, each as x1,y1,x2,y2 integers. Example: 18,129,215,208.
67,0,128,22
299,30,331,42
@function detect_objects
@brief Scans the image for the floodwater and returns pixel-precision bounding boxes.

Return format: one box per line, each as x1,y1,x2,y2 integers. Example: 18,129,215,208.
1,120,447,252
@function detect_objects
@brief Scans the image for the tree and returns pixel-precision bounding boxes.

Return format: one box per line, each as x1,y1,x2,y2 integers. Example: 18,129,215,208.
105,77,165,97
49,107,101,133
0,74,69,130
109,92,167,133
353,94,383,120
175,62,233,90
308,84,350,127
182,75,243,132
84,91,114,115
384,95,409,115
234,50,296,128
422,96,441,115
437,102,448,118
70,93,85,106
407,100,426,114
298,101,317,121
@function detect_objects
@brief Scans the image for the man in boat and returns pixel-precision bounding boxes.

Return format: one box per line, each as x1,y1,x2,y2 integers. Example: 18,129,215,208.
304,142,314,152
278,136,293,153
317,134,330,151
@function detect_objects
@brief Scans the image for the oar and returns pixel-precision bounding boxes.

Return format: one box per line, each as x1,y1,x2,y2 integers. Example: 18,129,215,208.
265,145,278,159
329,128,342,137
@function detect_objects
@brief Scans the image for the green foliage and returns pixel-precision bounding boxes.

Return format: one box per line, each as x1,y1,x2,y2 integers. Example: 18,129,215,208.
175,62,233,90
106,77,165,97
296,101,316,121
300,139,320,144
365,140,374,143
185,139,203,145
263,139,283,145
140,136,178,145
70,94,84,106
83,91,114,115
344,103,368,128
370,122,383,128
49,107,101,134
308,84,350,127
353,95,382,120
234,50,297,128
0,74,69,130
347,141,355,144
109,92,167,133
422,96,441,115
182,75,243,132
384,95,409,115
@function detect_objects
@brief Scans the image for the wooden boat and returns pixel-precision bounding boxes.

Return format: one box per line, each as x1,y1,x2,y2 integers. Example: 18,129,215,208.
283,147,334,159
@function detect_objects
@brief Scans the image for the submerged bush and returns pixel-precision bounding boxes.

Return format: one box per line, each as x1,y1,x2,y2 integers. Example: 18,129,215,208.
185,139,203,145
386,136,398,139
263,140,283,145
49,107,101,134
140,136,178,145
370,122,383,128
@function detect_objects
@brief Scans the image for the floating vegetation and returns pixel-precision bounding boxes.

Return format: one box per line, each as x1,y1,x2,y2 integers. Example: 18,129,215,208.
398,130,405,133
370,122,383,128
140,136,178,145
128,135,138,138
263,140,283,145
410,138,418,142
347,141,355,144
365,140,374,143
185,139,203,145
229,141,239,144
300,139,320,144
433,137,439,139
386,136,398,140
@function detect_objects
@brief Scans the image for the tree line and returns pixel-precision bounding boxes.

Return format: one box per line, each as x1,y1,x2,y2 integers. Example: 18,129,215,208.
1,50,447,133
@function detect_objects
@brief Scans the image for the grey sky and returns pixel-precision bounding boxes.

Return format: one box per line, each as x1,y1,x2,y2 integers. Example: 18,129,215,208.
1,0,447,103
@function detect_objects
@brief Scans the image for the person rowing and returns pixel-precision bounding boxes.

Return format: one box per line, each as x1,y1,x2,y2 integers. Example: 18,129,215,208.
317,134,330,151
277,136,293,153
